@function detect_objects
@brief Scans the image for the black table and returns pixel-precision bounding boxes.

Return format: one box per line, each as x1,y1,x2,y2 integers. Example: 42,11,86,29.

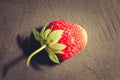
0,0,120,80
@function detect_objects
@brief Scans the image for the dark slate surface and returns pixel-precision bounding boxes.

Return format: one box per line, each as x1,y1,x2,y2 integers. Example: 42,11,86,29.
0,0,120,80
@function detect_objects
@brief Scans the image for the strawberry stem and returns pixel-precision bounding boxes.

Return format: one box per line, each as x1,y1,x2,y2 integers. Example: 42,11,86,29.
27,45,46,67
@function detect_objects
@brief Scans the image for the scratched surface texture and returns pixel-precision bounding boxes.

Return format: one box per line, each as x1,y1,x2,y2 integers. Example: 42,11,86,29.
0,0,120,80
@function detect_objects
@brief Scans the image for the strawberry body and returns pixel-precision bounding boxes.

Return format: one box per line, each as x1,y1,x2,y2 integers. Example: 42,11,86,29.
48,20,87,60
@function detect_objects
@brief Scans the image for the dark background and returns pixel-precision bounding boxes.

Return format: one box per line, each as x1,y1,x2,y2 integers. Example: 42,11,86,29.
0,0,120,80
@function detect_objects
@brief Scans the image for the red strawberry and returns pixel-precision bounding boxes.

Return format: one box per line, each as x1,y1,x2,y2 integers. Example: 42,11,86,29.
27,20,87,66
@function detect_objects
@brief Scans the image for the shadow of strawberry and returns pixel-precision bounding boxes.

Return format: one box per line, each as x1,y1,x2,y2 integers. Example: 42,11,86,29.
2,27,58,77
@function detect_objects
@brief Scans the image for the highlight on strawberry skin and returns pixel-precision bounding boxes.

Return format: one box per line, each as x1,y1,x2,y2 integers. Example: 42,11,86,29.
27,20,87,67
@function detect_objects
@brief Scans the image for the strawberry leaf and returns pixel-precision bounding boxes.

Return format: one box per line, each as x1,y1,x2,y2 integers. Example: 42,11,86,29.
32,28,41,41
44,29,51,39
49,43,66,51
40,23,48,39
47,30,63,44
48,50,59,63
55,51,64,54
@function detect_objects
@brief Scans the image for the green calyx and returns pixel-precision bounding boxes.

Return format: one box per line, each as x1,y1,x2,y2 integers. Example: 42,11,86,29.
27,24,66,66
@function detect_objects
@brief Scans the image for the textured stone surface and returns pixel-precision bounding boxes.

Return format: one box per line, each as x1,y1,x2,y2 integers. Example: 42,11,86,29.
0,0,120,80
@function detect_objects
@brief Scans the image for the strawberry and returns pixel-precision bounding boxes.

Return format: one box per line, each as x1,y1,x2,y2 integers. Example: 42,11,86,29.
27,20,87,66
